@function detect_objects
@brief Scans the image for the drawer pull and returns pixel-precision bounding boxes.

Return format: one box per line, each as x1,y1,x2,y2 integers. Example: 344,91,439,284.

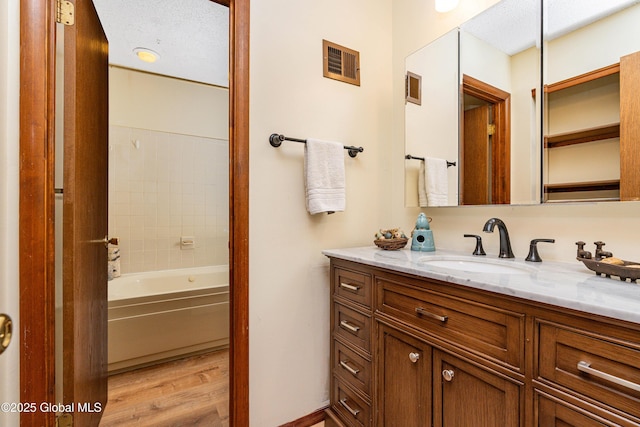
409,352,420,363
340,320,360,333
339,360,360,376
339,282,361,292
339,398,360,417
577,361,640,393
415,307,448,323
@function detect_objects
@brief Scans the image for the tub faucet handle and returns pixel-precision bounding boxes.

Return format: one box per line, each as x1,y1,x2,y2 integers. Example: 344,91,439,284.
525,239,555,262
92,236,118,247
463,234,486,256
105,236,119,246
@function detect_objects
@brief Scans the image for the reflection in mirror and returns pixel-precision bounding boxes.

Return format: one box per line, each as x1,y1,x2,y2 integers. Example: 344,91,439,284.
460,0,541,206
404,29,459,207
404,0,542,207
543,0,640,203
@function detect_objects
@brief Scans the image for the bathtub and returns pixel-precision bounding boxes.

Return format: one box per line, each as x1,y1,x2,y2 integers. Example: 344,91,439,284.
107,265,229,372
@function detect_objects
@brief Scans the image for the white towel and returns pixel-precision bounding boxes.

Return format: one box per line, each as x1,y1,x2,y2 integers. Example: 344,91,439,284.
418,160,428,207
304,139,345,215
423,157,448,207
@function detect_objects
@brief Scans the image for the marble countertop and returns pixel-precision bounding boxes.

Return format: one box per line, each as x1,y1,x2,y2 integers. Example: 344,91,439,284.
323,246,640,325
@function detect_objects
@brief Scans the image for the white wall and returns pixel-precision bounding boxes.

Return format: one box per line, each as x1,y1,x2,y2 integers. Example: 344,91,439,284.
108,68,230,273
109,67,228,140
0,0,20,425
249,0,392,424
545,3,640,83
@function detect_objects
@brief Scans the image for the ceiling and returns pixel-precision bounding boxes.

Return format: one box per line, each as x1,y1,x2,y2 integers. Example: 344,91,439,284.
92,0,229,87
92,0,639,86
461,0,640,56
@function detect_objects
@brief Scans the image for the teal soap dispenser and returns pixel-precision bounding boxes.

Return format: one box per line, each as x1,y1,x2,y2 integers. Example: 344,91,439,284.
411,213,435,252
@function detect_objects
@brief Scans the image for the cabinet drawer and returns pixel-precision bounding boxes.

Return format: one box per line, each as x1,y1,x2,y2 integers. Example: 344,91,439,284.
536,391,631,427
538,322,640,420
377,278,524,369
334,303,371,352
332,377,371,427
334,267,372,308
333,340,371,396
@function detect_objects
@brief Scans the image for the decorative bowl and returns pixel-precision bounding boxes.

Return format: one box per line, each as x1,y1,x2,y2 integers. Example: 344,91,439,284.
374,238,408,251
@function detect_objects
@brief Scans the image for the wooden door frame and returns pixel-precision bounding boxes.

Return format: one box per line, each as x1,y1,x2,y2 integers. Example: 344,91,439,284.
461,74,511,205
18,0,250,425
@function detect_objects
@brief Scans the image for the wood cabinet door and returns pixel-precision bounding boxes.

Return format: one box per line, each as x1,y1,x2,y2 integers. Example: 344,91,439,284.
377,324,432,427
433,349,522,427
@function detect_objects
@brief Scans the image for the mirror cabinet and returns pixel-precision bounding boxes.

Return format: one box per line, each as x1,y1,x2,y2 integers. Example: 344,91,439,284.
405,0,640,207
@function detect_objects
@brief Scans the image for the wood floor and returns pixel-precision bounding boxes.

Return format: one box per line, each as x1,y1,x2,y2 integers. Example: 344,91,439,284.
100,349,229,427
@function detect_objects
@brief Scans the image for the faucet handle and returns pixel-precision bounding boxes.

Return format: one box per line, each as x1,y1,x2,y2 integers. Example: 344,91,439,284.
525,239,555,262
464,234,486,256
593,241,613,259
575,241,592,259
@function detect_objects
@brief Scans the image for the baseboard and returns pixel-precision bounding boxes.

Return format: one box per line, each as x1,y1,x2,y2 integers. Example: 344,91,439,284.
279,406,328,427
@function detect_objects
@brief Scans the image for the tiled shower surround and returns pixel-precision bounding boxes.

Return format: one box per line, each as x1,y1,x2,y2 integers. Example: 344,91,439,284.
108,125,229,274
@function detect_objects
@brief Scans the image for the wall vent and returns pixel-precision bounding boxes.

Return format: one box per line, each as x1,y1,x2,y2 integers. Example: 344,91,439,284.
405,71,422,105
323,40,360,86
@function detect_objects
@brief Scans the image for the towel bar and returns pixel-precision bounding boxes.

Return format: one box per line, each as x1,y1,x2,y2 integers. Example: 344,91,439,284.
405,154,456,168
269,133,364,158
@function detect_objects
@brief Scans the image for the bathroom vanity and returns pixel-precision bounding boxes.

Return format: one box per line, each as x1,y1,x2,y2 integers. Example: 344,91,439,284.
323,247,640,427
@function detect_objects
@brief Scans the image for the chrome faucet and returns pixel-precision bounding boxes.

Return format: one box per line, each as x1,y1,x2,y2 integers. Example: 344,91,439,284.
482,218,514,258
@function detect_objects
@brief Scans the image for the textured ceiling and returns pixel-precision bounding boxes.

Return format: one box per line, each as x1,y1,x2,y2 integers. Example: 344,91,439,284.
461,0,640,56
461,0,539,55
93,0,229,87
93,0,638,86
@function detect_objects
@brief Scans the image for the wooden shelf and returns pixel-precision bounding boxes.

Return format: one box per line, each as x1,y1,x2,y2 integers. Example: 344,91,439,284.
544,63,620,94
538,51,640,201
544,179,620,194
544,124,620,148
532,63,620,98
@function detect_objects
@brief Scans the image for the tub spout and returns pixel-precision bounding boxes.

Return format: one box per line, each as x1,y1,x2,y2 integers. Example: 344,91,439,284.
482,218,514,259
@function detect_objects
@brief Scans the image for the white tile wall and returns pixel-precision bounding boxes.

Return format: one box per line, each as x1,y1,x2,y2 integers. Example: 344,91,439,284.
108,125,229,273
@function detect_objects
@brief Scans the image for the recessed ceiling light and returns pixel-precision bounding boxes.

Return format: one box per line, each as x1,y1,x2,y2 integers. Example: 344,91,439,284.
133,47,160,63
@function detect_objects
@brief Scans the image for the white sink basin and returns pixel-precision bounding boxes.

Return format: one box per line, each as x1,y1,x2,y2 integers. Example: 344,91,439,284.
419,256,535,275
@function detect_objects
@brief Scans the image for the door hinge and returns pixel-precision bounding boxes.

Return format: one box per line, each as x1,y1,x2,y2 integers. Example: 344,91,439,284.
487,123,496,136
56,413,73,427
56,0,75,26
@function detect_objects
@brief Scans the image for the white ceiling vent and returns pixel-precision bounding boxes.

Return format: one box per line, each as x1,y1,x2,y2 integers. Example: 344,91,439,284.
323,40,360,86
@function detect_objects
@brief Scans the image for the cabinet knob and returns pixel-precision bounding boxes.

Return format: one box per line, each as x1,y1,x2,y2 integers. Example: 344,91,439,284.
409,352,420,363
442,369,455,382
